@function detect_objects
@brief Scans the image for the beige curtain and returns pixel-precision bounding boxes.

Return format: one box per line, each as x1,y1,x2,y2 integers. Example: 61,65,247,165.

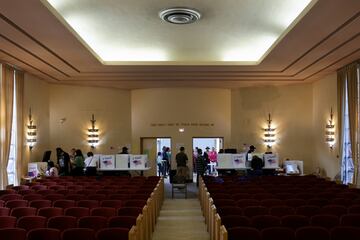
0,64,14,189
15,70,24,186
345,62,359,185
337,69,346,173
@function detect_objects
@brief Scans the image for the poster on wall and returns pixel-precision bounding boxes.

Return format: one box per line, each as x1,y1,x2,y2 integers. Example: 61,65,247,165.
100,155,115,169
264,154,279,168
130,155,147,169
115,154,129,169
232,154,246,168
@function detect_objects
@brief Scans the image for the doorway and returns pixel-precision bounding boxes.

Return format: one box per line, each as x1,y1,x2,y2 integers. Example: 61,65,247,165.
192,137,224,180
140,137,171,177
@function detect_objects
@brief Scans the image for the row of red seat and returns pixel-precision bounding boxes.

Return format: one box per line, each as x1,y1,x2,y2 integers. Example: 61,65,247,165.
0,206,142,219
0,215,137,231
200,175,360,240
0,176,163,240
0,227,133,240
221,213,360,230
1,199,145,210
216,204,360,218
224,226,360,240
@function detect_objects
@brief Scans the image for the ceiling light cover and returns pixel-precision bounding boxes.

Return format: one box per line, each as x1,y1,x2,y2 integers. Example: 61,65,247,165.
159,7,201,24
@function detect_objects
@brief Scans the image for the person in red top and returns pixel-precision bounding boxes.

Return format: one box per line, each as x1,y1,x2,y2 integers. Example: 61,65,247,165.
209,147,218,163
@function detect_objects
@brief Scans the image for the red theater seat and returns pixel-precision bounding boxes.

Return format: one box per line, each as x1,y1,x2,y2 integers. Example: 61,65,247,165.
47,216,77,231
16,216,46,231
0,228,26,240
95,227,129,240
61,228,95,240
78,216,108,231
27,228,61,240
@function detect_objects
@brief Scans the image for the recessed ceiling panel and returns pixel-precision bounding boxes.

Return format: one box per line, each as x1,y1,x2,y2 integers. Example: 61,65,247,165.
43,0,316,65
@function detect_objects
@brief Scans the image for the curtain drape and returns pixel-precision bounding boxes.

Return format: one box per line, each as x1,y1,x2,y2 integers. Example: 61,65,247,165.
337,69,346,177
0,64,14,189
338,61,359,185
345,62,359,185
15,71,24,186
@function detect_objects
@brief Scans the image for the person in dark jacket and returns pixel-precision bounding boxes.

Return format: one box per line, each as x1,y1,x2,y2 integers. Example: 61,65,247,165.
56,147,71,176
196,148,206,187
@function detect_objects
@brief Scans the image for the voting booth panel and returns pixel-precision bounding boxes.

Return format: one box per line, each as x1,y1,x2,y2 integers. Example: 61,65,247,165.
264,154,279,168
217,154,233,168
115,154,130,169
100,155,115,169
232,154,246,168
284,160,304,175
130,155,148,169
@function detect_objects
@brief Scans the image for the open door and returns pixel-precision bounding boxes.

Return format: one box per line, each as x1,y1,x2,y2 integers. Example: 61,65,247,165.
140,138,157,176
140,137,171,177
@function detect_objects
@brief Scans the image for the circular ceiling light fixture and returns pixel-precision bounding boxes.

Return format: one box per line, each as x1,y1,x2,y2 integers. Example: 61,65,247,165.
159,7,201,24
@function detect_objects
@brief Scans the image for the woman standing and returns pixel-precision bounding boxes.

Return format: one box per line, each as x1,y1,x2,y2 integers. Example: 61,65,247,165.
72,149,85,176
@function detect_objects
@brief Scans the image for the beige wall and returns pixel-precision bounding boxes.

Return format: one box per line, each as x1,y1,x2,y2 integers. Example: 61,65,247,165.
131,88,232,176
21,74,342,179
231,84,314,173
48,84,132,157
23,74,50,174
312,73,339,179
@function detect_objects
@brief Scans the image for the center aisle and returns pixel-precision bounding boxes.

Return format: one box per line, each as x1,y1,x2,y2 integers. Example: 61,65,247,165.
152,182,210,240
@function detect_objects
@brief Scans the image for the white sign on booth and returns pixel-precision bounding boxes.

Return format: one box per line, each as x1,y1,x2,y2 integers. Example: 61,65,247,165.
100,155,115,169
232,154,246,168
130,155,147,169
264,154,279,168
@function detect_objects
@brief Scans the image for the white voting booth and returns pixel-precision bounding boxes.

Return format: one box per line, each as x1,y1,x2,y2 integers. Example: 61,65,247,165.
28,162,48,177
100,155,115,169
217,153,246,169
115,154,130,169
263,154,279,168
284,160,304,175
99,154,148,170
130,155,147,169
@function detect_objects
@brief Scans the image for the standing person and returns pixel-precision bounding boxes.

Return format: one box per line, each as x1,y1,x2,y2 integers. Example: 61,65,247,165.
56,147,71,176
120,146,129,154
166,147,171,175
162,146,169,176
204,147,210,173
176,147,188,178
84,152,98,176
192,147,199,173
196,148,206,187
209,147,218,163
72,149,85,176
156,152,164,176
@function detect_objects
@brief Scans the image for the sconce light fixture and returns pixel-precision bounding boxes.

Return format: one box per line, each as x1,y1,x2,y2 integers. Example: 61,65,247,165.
264,113,276,148
325,107,335,149
87,114,99,148
27,108,37,151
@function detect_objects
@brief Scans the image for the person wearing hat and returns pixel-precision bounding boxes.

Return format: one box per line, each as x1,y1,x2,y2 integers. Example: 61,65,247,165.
120,146,129,154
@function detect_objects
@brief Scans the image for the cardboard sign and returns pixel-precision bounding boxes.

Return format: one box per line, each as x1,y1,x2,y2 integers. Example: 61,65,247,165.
100,155,115,169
